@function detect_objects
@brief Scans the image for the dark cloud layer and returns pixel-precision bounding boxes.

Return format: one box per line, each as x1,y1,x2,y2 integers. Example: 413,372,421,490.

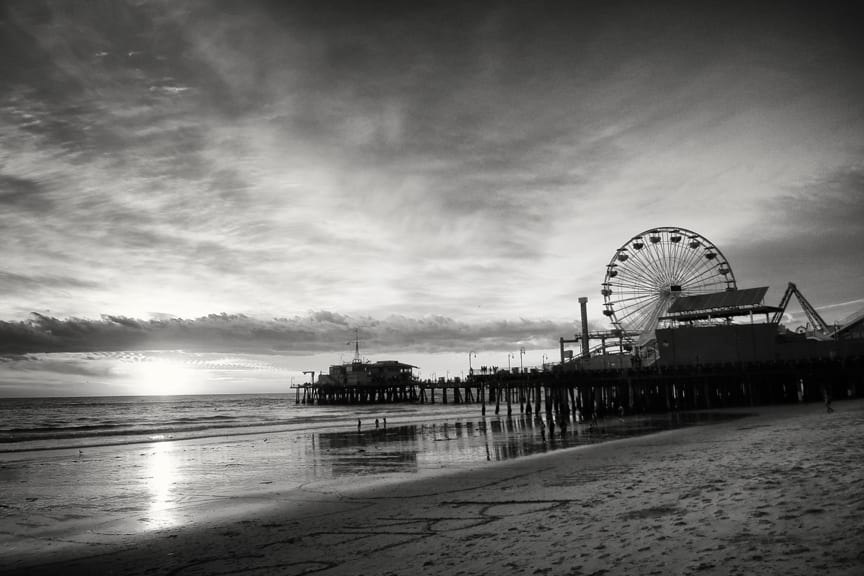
0,312,587,356
0,270,100,293
725,163,864,307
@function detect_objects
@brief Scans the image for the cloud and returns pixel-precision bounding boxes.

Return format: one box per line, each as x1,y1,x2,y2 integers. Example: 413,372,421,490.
0,270,101,294
721,163,864,321
1,0,862,336
0,173,56,212
0,311,590,356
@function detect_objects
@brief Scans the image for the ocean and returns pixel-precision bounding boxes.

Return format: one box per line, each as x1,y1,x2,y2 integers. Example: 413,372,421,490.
0,393,744,558
0,394,511,453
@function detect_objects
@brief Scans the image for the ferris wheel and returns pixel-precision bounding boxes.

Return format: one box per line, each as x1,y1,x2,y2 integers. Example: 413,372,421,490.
602,227,736,341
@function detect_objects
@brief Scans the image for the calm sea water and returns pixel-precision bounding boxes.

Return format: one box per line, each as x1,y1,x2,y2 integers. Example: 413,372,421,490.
0,394,488,452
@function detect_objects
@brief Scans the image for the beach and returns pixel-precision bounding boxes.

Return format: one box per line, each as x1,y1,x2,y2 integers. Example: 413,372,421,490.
3,399,863,575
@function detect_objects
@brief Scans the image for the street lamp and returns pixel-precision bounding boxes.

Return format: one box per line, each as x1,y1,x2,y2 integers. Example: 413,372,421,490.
519,347,525,373
468,350,477,375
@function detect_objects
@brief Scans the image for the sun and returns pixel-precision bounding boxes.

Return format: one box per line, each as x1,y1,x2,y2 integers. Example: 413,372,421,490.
121,357,203,396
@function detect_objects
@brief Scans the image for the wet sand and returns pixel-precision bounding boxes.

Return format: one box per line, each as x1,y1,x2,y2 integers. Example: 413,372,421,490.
3,400,863,575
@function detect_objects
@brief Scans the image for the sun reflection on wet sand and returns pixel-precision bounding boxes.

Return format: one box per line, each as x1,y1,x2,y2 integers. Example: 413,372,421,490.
143,442,182,531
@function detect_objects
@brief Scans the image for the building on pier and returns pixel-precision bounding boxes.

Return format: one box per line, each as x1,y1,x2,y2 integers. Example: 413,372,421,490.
317,359,417,387
563,285,864,371
834,306,864,341
653,286,864,366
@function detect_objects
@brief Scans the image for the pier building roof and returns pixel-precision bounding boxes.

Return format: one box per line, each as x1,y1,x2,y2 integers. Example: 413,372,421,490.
660,287,782,323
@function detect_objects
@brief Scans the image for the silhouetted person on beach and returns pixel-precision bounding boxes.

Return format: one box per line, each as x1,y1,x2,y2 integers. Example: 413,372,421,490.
823,385,834,413
375,418,379,428
358,419,361,430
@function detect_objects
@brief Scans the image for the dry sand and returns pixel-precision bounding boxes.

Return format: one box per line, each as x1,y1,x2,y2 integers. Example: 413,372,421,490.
3,400,863,575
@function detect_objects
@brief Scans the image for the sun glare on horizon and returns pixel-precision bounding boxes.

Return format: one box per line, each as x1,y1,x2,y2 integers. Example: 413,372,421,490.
119,357,204,396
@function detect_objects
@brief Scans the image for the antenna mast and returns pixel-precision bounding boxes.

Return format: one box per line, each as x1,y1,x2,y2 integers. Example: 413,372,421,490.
347,329,361,363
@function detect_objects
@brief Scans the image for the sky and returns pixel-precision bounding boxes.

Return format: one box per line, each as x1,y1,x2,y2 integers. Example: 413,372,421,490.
1,0,863,395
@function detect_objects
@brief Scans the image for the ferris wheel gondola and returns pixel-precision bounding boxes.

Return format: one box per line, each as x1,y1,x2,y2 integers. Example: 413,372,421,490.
602,227,736,343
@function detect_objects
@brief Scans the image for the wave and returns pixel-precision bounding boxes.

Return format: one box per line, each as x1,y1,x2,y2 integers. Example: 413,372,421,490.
0,418,299,443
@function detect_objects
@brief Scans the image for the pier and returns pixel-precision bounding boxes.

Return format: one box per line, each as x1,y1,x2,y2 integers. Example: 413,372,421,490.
293,356,864,417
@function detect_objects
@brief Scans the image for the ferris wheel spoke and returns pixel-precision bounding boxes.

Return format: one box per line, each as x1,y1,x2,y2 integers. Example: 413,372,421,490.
609,293,664,308
655,246,679,288
614,293,664,324
674,245,707,284
669,233,694,284
685,250,716,281
642,298,670,332
617,301,660,326
627,236,666,284
614,292,663,315
677,263,714,289
642,241,672,287
676,237,710,283
675,231,704,279
657,235,679,286
610,268,663,295
682,263,722,291
680,265,729,290
612,278,664,293
626,249,669,290
608,277,663,294
609,295,658,307
629,301,664,333
608,270,659,288
613,281,666,326
653,235,679,285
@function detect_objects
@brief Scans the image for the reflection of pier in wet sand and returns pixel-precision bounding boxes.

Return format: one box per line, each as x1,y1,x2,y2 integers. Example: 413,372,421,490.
304,411,748,480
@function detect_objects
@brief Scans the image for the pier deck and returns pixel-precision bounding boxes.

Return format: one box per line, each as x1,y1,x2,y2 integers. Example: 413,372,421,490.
293,357,863,416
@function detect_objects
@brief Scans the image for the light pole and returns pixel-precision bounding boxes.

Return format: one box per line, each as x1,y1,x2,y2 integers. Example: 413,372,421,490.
468,350,477,375
519,347,525,373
